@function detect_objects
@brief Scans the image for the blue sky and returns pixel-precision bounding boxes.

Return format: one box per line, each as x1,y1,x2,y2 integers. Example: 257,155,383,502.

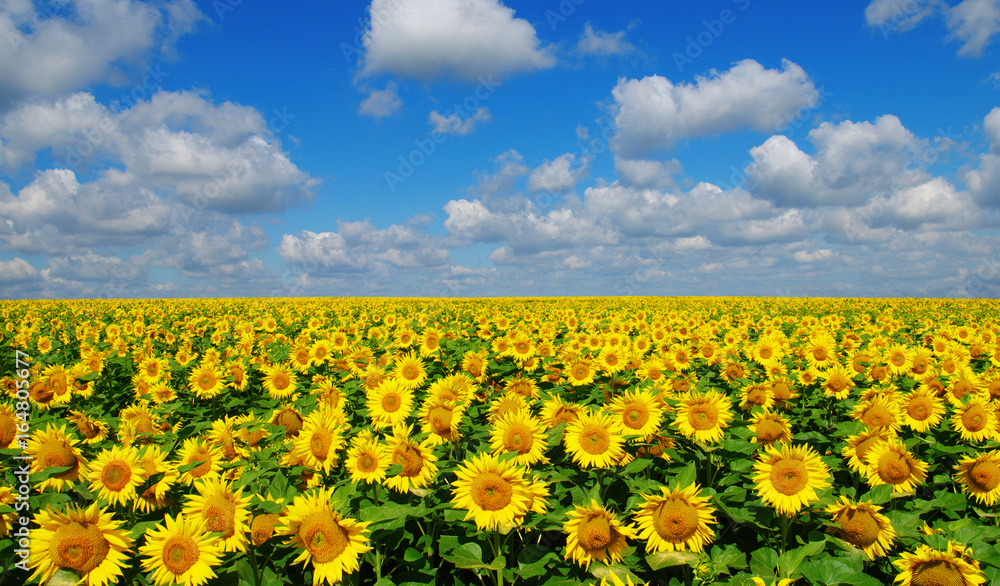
1,0,1000,298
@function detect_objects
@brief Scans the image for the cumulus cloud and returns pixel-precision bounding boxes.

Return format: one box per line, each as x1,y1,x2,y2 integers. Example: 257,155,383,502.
575,23,635,56
428,107,492,136
359,82,403,118
359,0,555,81
865,0,940,32
611,59,819,158
946,0,1000,56
468,149,530,196
964,107,1000,205
527,153,590,194
0,257,40,282
614,156,683,190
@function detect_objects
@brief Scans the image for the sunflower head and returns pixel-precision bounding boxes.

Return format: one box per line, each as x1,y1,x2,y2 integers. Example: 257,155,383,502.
633,483,716,554
893,542,986,586
824,497,895,560
752,443,832,517
563,500,636,570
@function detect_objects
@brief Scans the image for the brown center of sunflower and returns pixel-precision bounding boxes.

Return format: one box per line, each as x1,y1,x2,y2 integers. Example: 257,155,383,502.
199,374,214,390
827,376,847,392
470,471,513,511
382,393,401,412
277,411,303,436
0,412,16,447
515,342,529,354
907,398,932,421
49,522,110,574
910,560,964,586
890,352,906,366
309,427,332,460
101,460,132,492
968,460,1000,492
605,354,619,366
961,406,987,432
854,436,883,464
162,534,200,576
300,511,349,564
572,364,589,379
687,404,719,431
203,493,236,536
836,508,880,548
579,424,611,455
769,458,808,495
358,451,379,473
755,419,785,443
551,406,578,427
746,387,768,406
623,404,650,430
187,450,213,479
877,452,912,484
401,365,419,381
760,347,773,359
37,440,77,476
726,364,745,379
77,420,100,439
812,348,827,361
652,498,699,541
393,444,423,477
578,513,614,551
862,405,893,429
272,372,290,391
428,406,453,433
251,513,280,546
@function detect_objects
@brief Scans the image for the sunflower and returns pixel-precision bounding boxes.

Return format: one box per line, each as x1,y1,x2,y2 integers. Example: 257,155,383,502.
344,429,390,484
953,450,1000,506
636,356,669,384
384,424,439,493
739,383,775,411
899,388,945,433
461,349,489,382
27,503,133,586
418,397,464,445
139,513,223,586
539,394,583,429
748,409,793,446
752,443,831,517
632,483,716,554
66,409,110,444
278,487,372,586
270,406,304,437
673,390,733,445
805,335,838,369
893,542,986,586
820,364,854,400
565,357,597,386
181,477,252,553
824,497,895,560
489,410,549,466
87,444,144,508
368,379,414,429
852,396,901,432
291,410,345,476
951,396,998,443
393,351,427,390
25,423,85,492
135,445,178,513
187,362,226,399
451,452,531,531
609,389,663,438
864,439,928,493
563,500,636,570
487,391,531,423
174,438,224,486
564,409,626,468
262,363,298,400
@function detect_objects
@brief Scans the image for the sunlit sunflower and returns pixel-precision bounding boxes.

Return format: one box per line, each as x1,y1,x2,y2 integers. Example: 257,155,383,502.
564,409,626,468
0,487,15,537
864,439,928,493
748,409,793,446
27,503,133,586
563,500,636,570
135,445,178,513
842,427,896,475
262,363,298,400
418,397,465,445
953,450,1000,506
951,396,998,443
565,357,597,386
824,497,895,560
451,452,531,531
739,383,775,411
181,477,252,553
489,410,549,466
633,482,716,553
899,388,945,433
609,389,663,438
291,410,346,476
753,443,831,517
25,423,85,492
674,390,733,445
174,438,224,486
487,391,531,424
344,429,390,484
539,394,583,429
384,424,439,493
66,409,111,444
852,396,902,432
278,487,371,586
893,542,986,586
820,364,854,400
393,351,427,390
270,406,304,437
461,349,489,382
187,362,226,399
87,444,144,508
139,513,223,586
368,378,414,429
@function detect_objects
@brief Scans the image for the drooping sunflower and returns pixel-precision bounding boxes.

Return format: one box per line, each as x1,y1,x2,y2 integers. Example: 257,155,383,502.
27,503,133,586
899,388,945,433
187,362,226,399
951,396,998,443
748,409,793,446
25,423,85,492
270,405,304,437
852,396,902,432
262,363,298,400
368,379,414,429
563,500,636,570
451,452,531,531
539,394,583,429
863,439,928,493
953,450,1000,506
487,391,531,423
739,383,775,411
673,390,733,445
824,497,895,560
86,444,144,508
632,482,716,554
489,409,549,466
418,397,465,445
139,513,223,586
291,410,346,475
174,438,224,486
393,351,427,390
0,403,18,448
609,389,664,438
384,424,439,493
66,409,111,444
135,445,178,513
181,477,252,553
752,443,831,517
893,542,986,586
344,429,390,484
564,409,626,469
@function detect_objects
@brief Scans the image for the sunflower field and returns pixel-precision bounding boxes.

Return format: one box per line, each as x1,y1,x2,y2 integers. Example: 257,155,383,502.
2,297,1000,586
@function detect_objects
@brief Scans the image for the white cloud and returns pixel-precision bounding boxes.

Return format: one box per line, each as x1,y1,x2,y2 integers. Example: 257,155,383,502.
961,108,1000,206
468,149,530,196
360,0,555,81
428,107,492,136
527,153,590,194
611,59,819,158
946,0,1000,56
986,106,1000,153
359,82,403,118
865,0,939,32
0,257,40,282
794,248,836,263
576,23,635,56
614,156,683,190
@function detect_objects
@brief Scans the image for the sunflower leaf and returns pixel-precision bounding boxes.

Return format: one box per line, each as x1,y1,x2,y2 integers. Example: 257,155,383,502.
646,550,698,570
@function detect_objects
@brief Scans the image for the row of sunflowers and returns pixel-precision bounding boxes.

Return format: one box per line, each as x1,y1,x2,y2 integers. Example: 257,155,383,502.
1,297,999,586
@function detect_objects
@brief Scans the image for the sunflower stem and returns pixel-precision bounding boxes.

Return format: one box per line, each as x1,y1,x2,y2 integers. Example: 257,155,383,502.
248,545,262,586
780,514,790,554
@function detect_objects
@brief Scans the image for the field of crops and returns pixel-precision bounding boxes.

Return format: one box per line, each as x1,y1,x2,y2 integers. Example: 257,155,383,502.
1,297,1000,586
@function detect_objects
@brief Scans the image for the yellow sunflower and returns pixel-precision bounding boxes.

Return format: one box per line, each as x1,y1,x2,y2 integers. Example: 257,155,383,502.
632,483,716,553
609,389,664,438
674,390,733,445
181,477,252,553
27,503,133,586
66,409,111,444
852,396,902,432
489,410,549,466
564,409,626,469
270,406,304,437
174,438,224,486
953,450,1000,506
565,357,597,386
899,388,945,433
393,351,427,390
951,396,998,443
451,452,531,531
344,429,390,484
368,378,414,429
820,364,854,400
139,513,223,586
25,423,85,492
278,487,372,586
384,424,439,493
86,444,144,508
291,410,346,475
824,497,895,560
135,445,178,513
563,500,636,570
539,394,583,429
893,542,986,586
864,439,928,493
748,409,793,446
418,397,464,445
842,428,897,475
187,362,226,399
262,363,298,400
753,443,831,517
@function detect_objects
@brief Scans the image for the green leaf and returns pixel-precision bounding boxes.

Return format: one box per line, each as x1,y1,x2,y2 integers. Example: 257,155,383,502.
673,461,698,490
647,551,699,570
778,540,825,577
749,547,779,578
622,457,652,475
